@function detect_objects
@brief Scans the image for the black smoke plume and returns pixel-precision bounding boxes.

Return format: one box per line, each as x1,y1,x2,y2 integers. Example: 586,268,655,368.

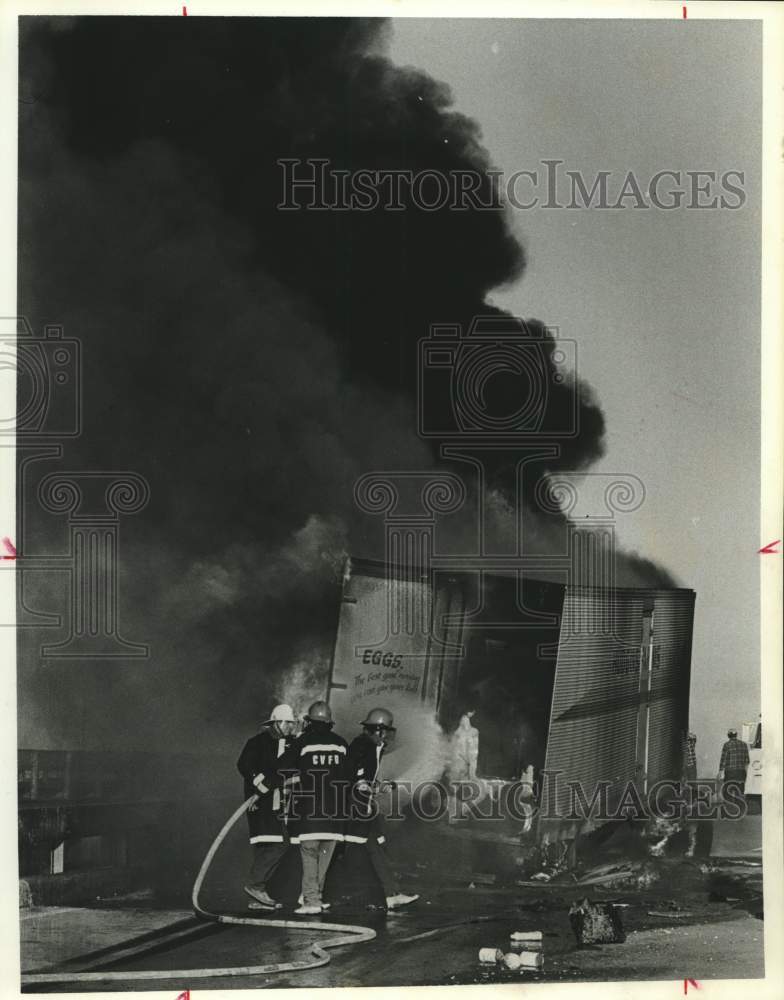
17,17,671,754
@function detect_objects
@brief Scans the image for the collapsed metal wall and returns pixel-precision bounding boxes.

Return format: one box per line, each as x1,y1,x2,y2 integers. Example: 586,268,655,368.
540,586,695,839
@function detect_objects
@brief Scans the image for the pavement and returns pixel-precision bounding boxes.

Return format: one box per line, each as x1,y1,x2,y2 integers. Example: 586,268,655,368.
20,908,192,974
19,813,764,991
710,811,763,858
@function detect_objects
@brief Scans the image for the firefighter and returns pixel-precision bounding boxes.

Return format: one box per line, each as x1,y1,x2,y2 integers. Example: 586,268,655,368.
236,703,297,909
284,700,348,915
345,707,419,910
718,727,750,798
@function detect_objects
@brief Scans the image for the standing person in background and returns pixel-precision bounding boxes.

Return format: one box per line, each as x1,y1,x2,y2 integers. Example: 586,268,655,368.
682,732,698,783
346,707,419,911
236,703,297,910
718,727,750,798
284,700,348,915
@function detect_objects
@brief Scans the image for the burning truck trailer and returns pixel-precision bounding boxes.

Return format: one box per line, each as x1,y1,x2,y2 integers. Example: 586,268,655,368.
327,557,696,869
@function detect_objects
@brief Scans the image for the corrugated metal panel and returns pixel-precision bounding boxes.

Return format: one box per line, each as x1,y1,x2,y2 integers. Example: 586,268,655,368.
427,575,466,716
644,592,694,783
540,587,694,837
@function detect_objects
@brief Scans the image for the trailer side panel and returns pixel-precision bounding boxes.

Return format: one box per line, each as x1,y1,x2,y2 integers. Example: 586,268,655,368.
540,587,695,840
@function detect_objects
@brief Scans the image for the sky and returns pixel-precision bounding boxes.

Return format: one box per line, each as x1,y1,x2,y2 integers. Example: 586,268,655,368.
389,17,762,772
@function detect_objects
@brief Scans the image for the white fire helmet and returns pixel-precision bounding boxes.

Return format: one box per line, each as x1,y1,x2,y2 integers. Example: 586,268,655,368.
264,704,296,726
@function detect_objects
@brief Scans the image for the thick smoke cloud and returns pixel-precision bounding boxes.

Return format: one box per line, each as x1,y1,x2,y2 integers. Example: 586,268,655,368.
21,17,605,485
17,17,669,754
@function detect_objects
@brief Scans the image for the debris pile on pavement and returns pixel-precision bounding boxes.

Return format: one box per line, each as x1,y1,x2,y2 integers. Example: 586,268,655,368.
574,859,660,889
478,930,544,972
569,861,637,887
523,841,573,883
517,858,662,890
704,861,763,918
568,899,627,945
635,865,661,889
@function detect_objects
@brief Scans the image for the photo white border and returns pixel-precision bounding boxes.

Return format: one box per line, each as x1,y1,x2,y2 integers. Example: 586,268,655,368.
0,3,781,1000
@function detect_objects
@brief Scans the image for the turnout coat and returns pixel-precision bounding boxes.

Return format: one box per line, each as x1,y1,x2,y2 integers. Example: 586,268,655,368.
344,732,387,845
283,721,349,842
236,727,293,844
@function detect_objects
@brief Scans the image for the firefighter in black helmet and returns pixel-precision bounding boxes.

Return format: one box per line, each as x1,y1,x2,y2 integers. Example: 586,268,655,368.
345,707,419,910
284,700,349,914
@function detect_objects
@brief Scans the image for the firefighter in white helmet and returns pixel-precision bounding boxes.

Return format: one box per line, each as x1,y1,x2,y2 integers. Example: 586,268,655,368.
345,707,419,910
236,703,297,909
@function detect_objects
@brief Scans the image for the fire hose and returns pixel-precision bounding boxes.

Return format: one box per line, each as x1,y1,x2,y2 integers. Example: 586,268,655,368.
21,795,377,986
